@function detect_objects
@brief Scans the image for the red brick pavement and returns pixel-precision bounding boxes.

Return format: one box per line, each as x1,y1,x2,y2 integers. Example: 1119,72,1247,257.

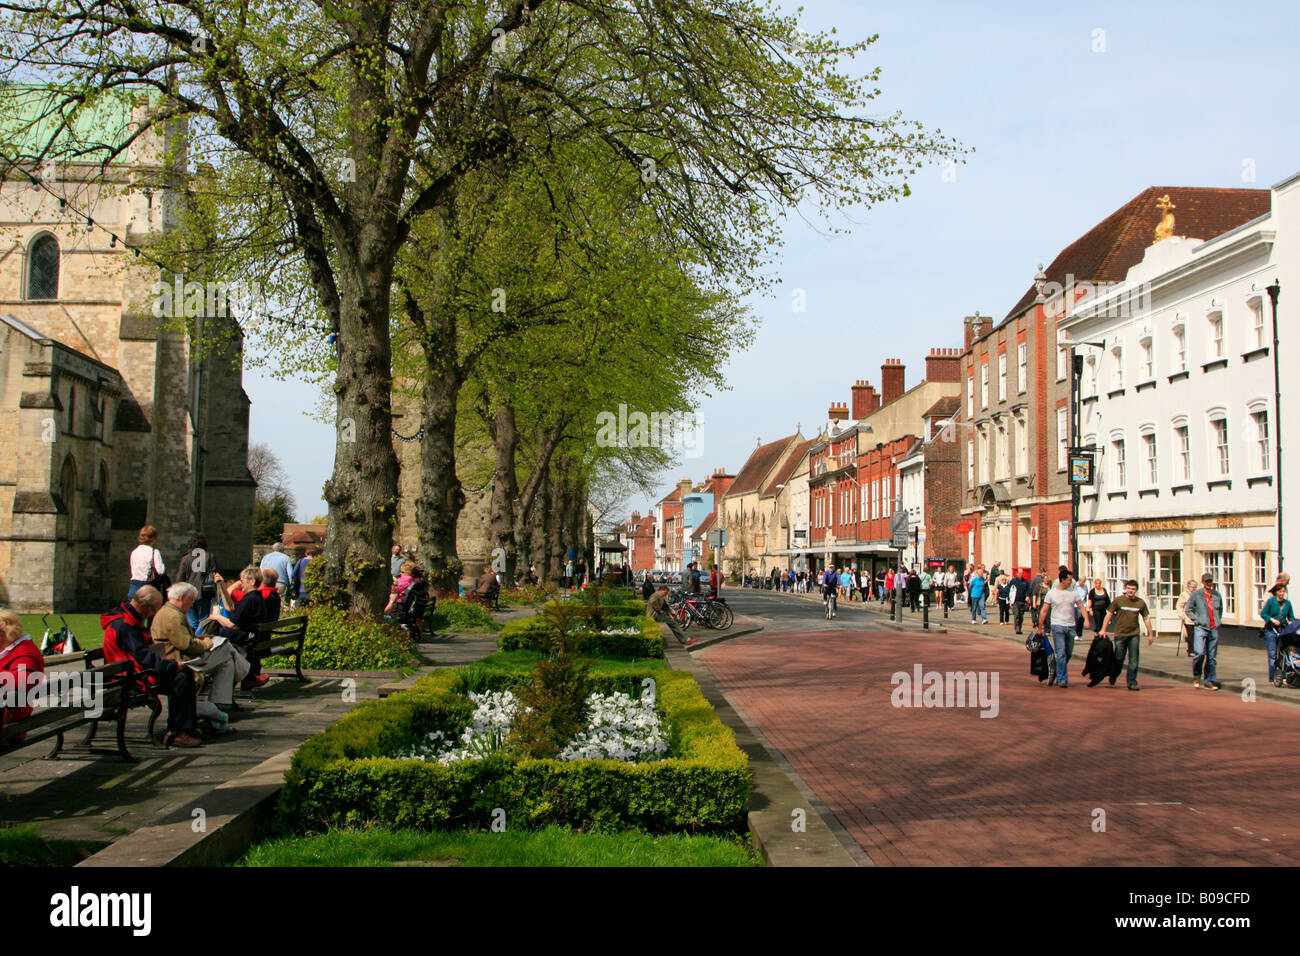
701,627,1300,865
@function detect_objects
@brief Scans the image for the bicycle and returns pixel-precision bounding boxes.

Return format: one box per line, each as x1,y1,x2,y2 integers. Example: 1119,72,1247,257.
823,589,837,620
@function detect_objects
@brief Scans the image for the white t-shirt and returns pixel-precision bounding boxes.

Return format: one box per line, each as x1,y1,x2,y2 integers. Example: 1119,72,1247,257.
1044,585,1080,628
130,544,165,581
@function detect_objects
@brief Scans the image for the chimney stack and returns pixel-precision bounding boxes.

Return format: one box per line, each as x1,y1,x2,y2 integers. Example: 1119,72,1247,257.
964,312,992,350
925,347,962,384
828,402,849,422
850,380,876,420
880,359,906,406
677,478,692,498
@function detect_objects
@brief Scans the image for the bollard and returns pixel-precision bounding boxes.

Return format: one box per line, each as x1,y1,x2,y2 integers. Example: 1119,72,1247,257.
923,594,929,630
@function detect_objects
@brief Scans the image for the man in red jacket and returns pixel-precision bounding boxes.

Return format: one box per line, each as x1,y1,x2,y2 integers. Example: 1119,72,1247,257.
101,585,201,748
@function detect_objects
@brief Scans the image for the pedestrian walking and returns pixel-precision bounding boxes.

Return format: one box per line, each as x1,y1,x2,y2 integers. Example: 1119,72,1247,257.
1097,579,1153,690
968,566,988,623
907,565,921,612
996,574,1010,624
1185,572,1224,690
128,525,167,600
260,542,295,604
1043,569,1091,687
177,533,218,634
1087,578,1112,637
1008,569,1030,634
1262,584,1295,684
1174,579,1198,655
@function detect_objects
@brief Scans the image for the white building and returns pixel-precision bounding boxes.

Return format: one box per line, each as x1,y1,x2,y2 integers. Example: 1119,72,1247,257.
1061,176,1298,636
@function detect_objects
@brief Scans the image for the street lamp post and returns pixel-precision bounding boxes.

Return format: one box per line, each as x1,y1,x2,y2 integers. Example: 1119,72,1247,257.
1268,280,1283,573
1068,341,1106,577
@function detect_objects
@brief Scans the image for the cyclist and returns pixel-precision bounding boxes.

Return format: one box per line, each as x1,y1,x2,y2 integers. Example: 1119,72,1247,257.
822,564,838,619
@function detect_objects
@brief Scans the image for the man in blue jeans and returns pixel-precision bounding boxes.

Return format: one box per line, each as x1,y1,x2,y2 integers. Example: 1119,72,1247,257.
1042,569,1091,687
1184,572,1224,690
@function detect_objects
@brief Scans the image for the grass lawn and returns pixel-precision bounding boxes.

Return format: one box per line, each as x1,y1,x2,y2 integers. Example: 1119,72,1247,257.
0,825,108,866
237,826,759,867
17,613,105,651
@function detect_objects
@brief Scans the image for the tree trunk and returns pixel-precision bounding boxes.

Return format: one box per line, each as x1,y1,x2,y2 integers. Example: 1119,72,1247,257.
320,262,397,615
487,404,521,588
416,365,466,596
549,468,569,585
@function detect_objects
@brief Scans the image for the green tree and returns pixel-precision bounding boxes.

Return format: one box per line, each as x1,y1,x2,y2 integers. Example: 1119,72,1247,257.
253,495,295,546
0,0,964,613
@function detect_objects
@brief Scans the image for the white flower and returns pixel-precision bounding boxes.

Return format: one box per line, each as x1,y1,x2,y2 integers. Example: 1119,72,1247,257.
391,688,669,765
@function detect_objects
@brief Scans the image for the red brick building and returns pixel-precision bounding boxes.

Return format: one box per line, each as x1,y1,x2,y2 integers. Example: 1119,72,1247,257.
623,511,656,573
805,352,963,575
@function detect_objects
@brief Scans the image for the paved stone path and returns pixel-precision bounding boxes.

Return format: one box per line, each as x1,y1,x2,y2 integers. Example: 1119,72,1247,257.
0,624,511,852
698,621,1300,866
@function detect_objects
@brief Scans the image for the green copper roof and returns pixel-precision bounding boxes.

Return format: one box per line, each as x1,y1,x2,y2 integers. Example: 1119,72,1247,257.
0,83,159,162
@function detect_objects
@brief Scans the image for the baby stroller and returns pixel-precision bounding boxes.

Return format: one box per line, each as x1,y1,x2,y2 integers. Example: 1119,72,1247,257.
1273,620,1300,688
39,614,80,655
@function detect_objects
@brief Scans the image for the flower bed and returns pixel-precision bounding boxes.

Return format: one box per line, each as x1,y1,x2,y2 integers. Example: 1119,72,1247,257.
497,614,663,658
280,664,747,834
394,689,669,764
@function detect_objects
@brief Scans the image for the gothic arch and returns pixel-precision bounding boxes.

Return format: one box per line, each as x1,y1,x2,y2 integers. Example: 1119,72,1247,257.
26,232,60,300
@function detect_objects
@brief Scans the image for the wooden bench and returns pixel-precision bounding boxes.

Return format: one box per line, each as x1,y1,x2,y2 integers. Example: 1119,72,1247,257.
465,588,501,612
84,648,163,745
198,615,309,683
251,615,309,682
0,658,139,762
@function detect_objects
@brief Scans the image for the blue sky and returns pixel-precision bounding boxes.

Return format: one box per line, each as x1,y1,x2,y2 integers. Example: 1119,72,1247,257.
248,0,1300,525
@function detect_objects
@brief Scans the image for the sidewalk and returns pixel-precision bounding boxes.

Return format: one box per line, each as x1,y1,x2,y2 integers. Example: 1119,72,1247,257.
0,620,517,853
757,587,1298,706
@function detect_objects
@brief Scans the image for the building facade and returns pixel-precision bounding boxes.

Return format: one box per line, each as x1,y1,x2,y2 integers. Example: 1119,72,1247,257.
1063,177,1295,636
960,186,1271,577
0,87,254,611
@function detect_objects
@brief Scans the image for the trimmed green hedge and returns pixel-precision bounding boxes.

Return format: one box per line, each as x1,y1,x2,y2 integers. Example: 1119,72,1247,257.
264,605,415,671
279,665,748,834
427,599,499,633
497,614,663,658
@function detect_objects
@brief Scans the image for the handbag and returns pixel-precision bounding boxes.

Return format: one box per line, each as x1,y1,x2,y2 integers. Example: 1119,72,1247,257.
146,547,172,594
1024,633,1043,652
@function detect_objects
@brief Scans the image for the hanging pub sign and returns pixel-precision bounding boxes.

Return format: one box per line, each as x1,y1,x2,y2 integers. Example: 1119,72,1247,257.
1069,451,1094,486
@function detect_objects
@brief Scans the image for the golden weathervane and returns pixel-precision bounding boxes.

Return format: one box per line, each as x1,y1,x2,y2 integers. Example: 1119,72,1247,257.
1153,194,1176,243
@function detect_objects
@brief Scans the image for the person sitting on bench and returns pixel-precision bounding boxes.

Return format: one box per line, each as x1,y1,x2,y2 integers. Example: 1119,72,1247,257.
385,561,418,614
153,582,250,714
0,608,44,747
473,566,500,608
257,568,283,621
208,568,272,690
101,585,201,748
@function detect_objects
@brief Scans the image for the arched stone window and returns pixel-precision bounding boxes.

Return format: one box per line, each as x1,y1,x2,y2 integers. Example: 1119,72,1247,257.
27,234,59,300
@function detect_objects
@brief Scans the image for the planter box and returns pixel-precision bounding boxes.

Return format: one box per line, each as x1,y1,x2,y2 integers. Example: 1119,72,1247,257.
280,665,747,834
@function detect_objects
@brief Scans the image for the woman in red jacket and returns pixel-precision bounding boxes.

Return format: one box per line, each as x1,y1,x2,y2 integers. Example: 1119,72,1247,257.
0,608,45,745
